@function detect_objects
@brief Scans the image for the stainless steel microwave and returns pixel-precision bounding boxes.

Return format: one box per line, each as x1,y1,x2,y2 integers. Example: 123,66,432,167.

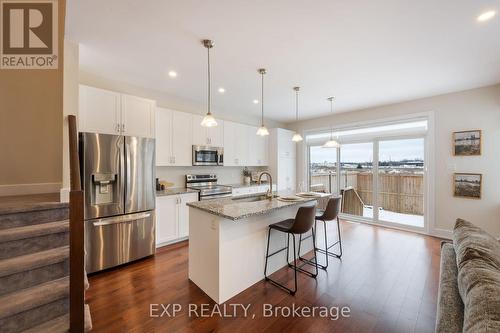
192,145,224,166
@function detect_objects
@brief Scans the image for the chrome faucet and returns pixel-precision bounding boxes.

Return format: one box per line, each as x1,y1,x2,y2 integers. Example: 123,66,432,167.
257,172,273,198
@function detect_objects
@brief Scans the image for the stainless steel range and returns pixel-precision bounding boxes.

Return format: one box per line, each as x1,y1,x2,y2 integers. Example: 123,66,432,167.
186,174,232,200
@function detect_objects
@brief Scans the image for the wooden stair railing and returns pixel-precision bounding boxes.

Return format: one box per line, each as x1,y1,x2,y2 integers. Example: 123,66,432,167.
68,115,85,332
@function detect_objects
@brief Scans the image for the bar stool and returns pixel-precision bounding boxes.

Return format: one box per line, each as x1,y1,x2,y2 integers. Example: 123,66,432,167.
298,196,342,270
264,205,318,295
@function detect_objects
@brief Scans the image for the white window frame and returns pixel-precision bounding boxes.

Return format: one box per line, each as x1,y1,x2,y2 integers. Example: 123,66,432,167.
303,111,435,235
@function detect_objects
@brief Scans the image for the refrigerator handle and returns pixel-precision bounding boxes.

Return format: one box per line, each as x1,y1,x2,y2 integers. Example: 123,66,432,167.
92,212,152,227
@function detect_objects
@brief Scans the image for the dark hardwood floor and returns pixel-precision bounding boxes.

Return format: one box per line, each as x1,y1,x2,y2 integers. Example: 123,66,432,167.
86,221,443,333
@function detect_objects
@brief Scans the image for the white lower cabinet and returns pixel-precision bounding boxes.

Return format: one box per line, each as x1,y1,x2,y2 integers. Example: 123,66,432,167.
156,192,198,247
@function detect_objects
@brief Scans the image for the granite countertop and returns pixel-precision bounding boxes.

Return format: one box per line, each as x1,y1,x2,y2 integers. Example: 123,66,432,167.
156,188,199,197
187,191,331,221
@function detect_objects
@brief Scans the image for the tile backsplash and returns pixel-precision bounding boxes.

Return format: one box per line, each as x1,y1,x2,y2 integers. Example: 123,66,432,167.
155,166,267,187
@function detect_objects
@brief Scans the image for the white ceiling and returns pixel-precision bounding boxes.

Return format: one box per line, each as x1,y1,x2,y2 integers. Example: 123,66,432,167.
66,0,500,123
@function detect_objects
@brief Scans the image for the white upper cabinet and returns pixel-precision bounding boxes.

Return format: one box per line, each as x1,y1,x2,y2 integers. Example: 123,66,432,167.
207,122,224,147
224,121,249,166
171,111,193,166
155,107,173,166
192,115,207,146
269,128,297,191
79,85,155,138
120,94,155,138
224,122,268,167
249,125,268,166
223,121,236,166
155,107,192,166
277,128,296,159
237,123,249,166
79,85,121,135
192,115,224,147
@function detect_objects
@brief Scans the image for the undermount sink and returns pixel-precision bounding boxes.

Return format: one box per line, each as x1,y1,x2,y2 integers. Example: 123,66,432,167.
231,194,277,202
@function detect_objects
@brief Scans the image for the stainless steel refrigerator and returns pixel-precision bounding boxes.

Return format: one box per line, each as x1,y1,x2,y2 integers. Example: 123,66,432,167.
80,133,155,273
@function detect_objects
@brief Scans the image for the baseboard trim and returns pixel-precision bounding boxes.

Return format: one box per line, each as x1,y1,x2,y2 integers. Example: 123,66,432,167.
430,228,453,240
60,187,70,203
0,182,62,197
339,213,453,239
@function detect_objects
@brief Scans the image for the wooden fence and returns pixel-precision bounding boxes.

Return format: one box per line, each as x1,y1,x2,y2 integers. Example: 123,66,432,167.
311,171,424,215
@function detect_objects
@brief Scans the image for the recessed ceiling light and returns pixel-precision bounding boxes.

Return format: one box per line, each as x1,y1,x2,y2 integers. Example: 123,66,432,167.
477,10,496,22
253,99,259,104
218,87,225,93
168,70,177,78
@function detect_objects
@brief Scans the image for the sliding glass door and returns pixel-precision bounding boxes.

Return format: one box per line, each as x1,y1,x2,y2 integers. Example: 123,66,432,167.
308,146,338,195
339,142,373,219
377,138,424,228
307,134,426,230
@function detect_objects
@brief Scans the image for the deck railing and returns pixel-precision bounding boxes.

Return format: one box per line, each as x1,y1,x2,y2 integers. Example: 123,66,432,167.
310,170,424,215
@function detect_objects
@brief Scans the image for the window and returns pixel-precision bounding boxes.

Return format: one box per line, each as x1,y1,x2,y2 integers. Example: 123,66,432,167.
307,119,427,230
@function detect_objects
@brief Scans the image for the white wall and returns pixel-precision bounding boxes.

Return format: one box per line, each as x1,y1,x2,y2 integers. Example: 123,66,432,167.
61,40,80,202
156,166,266,188
289,84,500,237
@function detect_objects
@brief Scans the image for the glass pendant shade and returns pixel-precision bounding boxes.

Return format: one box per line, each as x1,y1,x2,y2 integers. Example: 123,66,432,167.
322,137,340,148
291,87,303,142
323,96,339,148
200,113,217,127
256,125,269,136
201,39,217,128
256,68,268,136
292,133,303,142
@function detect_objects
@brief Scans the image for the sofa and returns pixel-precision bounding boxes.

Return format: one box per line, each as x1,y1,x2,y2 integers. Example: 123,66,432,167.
436,219,500,332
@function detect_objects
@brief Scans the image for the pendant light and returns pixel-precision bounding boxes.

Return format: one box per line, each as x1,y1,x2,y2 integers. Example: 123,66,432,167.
322,97,340,148
256,68,269,136
200,39,217,127
291,86,303,142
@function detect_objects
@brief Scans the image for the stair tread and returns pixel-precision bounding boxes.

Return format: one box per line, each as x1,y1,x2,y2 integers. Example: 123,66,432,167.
0,246,69,278
0,276,69,319
21,304,92,332
0,200,67,216
0,220,69,243
21,313,69,333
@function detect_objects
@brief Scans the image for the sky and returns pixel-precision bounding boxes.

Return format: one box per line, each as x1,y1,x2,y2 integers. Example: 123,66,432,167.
310,138,424,163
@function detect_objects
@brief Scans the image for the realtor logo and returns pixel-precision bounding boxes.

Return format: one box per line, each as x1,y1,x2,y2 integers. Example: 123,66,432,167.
1,0,58,69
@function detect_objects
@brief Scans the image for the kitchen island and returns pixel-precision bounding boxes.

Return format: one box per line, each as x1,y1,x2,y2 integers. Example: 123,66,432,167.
187,193,328,304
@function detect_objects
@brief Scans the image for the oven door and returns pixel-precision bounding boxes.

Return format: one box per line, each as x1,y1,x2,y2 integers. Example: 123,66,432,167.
192,146,219,166
200,193,233,200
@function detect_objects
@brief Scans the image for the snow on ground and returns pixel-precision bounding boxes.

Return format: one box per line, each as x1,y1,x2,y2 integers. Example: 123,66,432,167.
363,206,424,228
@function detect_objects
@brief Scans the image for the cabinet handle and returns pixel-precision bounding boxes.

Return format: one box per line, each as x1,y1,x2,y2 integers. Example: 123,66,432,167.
121,123,125,132
115,123,120,133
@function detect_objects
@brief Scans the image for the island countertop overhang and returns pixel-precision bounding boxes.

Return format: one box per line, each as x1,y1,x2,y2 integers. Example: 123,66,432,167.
186,193,329,221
